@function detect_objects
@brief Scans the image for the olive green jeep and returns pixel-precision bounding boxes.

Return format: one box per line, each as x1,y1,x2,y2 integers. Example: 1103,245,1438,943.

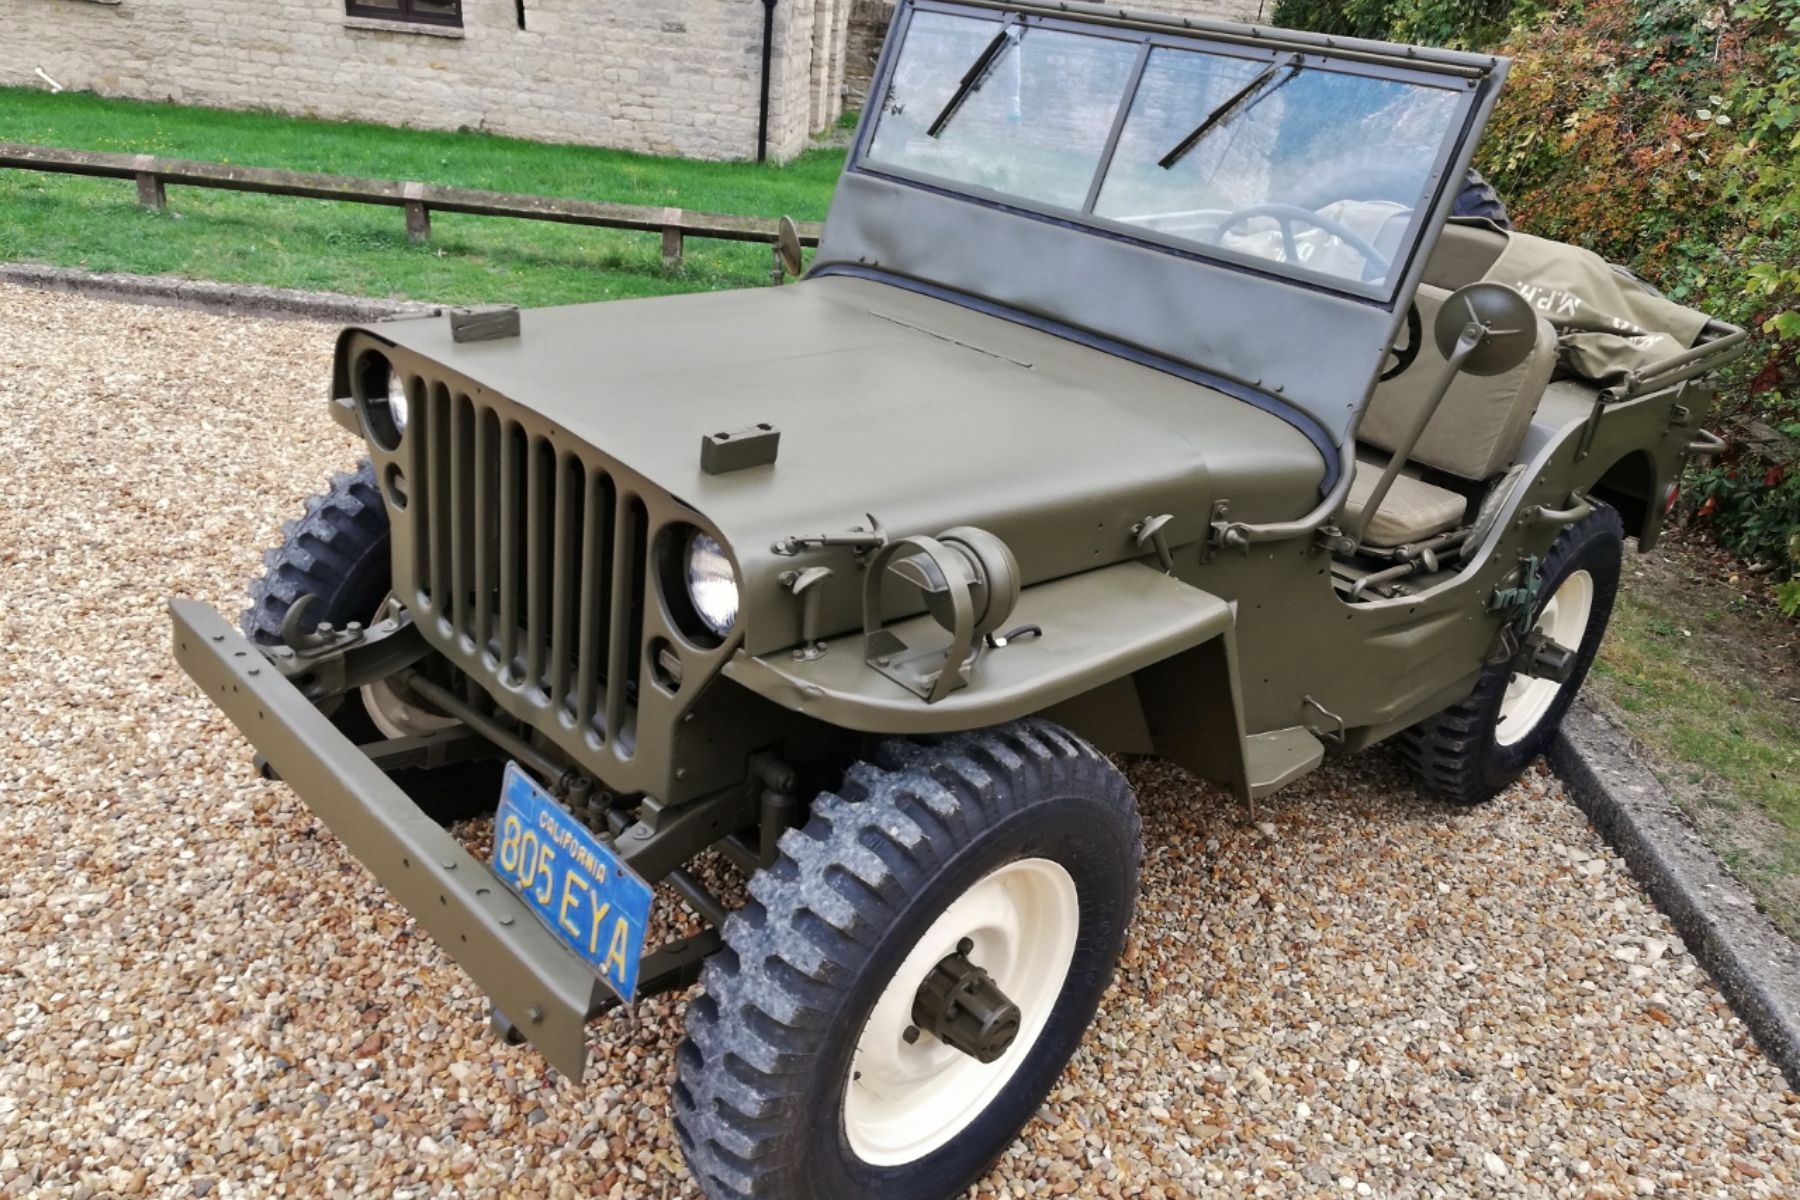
170,3,1745,1196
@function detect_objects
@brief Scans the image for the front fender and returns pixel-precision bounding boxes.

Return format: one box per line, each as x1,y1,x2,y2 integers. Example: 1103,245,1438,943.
723,560,1239,744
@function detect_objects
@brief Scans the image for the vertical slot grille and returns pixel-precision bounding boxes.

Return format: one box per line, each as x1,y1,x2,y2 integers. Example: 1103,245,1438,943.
413,387,648,751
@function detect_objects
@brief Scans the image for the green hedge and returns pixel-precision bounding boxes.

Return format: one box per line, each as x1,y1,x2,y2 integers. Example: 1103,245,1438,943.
1270,0,1541,48
1275,0,1800,602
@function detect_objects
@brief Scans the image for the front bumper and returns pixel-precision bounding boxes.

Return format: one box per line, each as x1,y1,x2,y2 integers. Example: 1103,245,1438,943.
170,597,603,1078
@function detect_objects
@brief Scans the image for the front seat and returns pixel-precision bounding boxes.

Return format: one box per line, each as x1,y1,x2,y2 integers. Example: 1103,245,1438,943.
1345,282,1557,548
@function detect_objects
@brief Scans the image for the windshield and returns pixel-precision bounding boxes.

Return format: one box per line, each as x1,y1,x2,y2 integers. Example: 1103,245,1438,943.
863,10,1470,293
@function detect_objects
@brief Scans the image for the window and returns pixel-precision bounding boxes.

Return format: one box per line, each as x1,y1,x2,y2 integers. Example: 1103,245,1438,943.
1091,50,1461,287
867,14,1140,211
346,0,462,27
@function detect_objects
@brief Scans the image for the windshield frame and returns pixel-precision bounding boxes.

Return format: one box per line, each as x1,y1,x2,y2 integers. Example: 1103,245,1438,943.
852,0,1485,304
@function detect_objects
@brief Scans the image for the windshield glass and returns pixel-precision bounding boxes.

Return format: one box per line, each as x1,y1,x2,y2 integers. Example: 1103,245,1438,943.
863,10,1469,293
868,13,1141,210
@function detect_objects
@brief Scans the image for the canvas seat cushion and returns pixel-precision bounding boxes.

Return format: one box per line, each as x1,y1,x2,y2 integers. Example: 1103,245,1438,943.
1344,454,1468,548
1361,284,1558,481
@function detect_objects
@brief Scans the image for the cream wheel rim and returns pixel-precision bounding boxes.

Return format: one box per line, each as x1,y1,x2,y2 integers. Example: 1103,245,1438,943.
1496,568,1594,747
843,857,1080,1166
360,596,458,739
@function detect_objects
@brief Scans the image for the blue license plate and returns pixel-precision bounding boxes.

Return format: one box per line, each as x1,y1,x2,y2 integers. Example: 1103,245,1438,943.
491,763,654,1001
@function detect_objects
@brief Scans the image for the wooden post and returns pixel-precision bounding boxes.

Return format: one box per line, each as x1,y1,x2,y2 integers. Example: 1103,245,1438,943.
0,143,826,255
404,181,430,245
661,207,684,269
133,154,165,210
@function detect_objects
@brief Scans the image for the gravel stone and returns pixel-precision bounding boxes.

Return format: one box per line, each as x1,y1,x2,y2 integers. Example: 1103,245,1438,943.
2,282,1798,1198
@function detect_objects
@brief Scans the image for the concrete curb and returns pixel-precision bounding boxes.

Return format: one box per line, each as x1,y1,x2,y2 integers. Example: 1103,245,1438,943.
0,263,440,323
1552,701,1800,1092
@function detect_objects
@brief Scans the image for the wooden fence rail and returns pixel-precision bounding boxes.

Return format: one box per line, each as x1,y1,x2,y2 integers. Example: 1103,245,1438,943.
0,143,823,270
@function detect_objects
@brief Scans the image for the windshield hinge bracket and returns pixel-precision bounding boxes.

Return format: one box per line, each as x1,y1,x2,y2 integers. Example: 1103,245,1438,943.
771,513,888,558
1204,501,1250,562
1314,524,1357,558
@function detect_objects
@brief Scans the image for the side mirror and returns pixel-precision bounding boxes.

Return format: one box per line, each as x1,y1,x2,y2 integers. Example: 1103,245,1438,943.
1433,281,1539,377
776,216,806,280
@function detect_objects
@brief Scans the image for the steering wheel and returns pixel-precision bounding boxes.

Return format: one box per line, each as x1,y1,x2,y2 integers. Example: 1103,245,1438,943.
1211,203,1393,280
1381,302,1423,382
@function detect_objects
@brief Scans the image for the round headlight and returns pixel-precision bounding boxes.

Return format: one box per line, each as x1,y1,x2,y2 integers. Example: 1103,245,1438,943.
685,532,739,637
387,369,409,435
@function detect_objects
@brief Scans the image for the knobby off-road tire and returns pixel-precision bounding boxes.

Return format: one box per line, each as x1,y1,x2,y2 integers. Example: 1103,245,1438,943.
1401,504,1623,804
240,460,496,816
1451,168,1512,230
242,459,392,652
674,719,1142,1200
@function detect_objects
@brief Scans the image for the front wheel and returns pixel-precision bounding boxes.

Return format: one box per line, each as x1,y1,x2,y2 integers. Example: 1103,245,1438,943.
1401,504,1623,804
673,719,1142,1200
241,460,497,818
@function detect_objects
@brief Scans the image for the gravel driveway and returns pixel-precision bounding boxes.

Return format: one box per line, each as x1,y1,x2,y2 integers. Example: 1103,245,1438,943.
2,283,1797,1200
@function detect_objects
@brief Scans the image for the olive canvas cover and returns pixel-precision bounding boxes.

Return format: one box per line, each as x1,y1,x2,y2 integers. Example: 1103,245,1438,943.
1486,232,1711,388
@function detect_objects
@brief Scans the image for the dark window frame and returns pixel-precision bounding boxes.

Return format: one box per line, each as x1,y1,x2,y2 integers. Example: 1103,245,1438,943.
346,0,464,28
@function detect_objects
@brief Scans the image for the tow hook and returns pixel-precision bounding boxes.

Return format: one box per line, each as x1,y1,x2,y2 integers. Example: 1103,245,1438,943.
1512,628,1577,683
909,938,1022,1063
267,592,431,700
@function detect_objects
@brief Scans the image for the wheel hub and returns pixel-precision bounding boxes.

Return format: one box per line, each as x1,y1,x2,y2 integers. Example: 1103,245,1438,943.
1496,568,1594,747
360,596,458,739
910,938,1021,1063
842,856,1080,1166
1510,627,1576,683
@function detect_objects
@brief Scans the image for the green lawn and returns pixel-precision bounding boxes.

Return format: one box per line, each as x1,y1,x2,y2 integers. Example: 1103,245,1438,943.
1589,555,1800,937
0,88,846,307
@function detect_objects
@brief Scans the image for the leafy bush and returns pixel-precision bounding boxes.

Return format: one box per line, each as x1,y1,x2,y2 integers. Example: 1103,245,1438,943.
1270,0,1542,47
1478,0,1799,578
1277,0,1800,586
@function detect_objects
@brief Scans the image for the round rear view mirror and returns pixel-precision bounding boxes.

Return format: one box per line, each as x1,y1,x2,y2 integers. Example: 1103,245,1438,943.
776,215,805,279
1433,281,1540,377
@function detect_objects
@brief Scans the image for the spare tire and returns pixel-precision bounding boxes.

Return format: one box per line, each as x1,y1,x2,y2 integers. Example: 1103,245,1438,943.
1451,168,1512,229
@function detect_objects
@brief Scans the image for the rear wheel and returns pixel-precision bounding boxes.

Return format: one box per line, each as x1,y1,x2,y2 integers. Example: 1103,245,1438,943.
673,719,1141,1200
1401,504,1623,804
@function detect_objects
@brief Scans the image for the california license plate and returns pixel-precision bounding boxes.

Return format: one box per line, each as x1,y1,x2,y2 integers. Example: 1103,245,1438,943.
492,763,654,1000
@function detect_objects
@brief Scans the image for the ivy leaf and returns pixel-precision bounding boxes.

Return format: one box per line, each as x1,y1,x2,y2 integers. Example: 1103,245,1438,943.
1765,310,1800,339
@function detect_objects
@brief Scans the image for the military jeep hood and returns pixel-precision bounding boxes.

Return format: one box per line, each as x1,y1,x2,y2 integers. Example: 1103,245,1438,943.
350,275,1324,655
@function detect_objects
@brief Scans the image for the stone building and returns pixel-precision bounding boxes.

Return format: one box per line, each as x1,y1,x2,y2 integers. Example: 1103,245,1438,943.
0,0,1265,163
843,0,1271,101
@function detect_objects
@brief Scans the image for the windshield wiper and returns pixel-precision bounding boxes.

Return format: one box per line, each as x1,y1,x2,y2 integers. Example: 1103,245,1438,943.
927,24,1019,139
1158,57,1299,169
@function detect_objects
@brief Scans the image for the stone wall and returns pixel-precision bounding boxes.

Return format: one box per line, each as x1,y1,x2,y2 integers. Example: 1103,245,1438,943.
0,0,1276,164
844,0,1275,106
0,0,834,161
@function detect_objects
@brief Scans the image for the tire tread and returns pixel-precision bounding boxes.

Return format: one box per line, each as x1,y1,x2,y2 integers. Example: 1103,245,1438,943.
1400,504,1622,803
240,459,388,645
673,718,1139,1200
